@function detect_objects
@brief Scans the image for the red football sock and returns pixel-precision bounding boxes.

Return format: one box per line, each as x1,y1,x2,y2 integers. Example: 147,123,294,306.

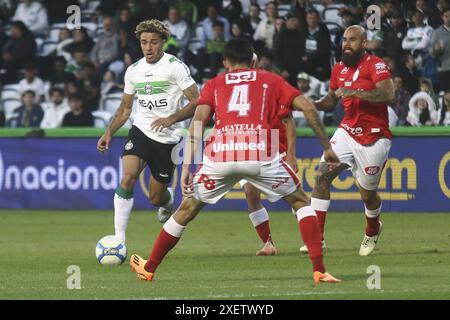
365,216,380,237
255,221,272,243
299,216,325,273
315,210,327,241
144,229,180,273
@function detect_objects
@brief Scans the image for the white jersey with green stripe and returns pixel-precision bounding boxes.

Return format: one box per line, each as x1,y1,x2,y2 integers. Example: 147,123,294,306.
123,53,196,144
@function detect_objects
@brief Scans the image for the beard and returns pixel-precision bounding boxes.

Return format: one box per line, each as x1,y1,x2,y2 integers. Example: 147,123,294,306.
341,48,364,67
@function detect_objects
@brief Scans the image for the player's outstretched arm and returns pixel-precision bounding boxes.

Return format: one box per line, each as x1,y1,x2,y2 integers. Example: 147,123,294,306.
181,105,212,197
314,90,338,111
335,78,395,104
292,95,339,164
96,93,134,153
151,83,199,131
281,115,298,173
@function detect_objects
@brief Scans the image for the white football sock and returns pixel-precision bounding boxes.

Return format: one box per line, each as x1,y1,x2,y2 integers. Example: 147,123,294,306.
248,207,269,227
114,193,134,242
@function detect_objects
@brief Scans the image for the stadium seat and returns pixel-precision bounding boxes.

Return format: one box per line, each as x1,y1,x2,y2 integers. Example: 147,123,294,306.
81,22,97,34
39,41,58,56
1,87,20,100
92,110,112,128
86,0,100,12
101,93,122,113
48,27,64,42
1,98,22,119
323,7,342,25
312,3,325,16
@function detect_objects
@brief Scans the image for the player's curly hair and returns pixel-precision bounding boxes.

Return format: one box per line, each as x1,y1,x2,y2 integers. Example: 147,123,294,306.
135,19,170,41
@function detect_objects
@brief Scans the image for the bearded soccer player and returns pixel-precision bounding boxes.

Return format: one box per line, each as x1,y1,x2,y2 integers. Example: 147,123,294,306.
130,39,341,284
96,20,199,242
300,25,395,256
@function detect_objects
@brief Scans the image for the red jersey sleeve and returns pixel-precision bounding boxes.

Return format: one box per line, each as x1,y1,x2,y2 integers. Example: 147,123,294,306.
275,75,301,109
197,78,216,111
329,64,339,91
369,57,392,84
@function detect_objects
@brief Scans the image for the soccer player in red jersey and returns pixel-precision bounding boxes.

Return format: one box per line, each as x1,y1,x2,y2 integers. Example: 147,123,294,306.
300,25,395,256
240,54,299,256
130,39,341,284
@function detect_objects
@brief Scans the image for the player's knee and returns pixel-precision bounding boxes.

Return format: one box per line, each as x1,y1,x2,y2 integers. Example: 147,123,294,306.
244,185,262,211
149,191,165,206
360,190,379,204
120,173,136,189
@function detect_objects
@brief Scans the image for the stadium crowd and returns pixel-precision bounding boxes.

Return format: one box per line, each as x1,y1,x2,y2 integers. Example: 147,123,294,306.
0,0,449,128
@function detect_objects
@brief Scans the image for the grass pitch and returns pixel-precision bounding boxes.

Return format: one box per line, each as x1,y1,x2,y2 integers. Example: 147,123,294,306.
0,210,449,300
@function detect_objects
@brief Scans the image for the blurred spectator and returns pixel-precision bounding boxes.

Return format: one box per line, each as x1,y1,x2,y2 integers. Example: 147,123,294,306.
254,1,278,50
276,0,293,18
392,75,410,125
101,70,123,96
77,62,100,112
399,53,421,95
383,10,407,63
241,3,262,36
0,110,4,127
220,0,243,23
12,0,48,36
301,9,331,81
65,48,89,77
291,0,316,28
256,50,281,74
0,0,14,22
230,20,253,42
419,77,441,110
440,91,450,125
429,6,450,92
18,63,45,103
292,72,322,126
117,28,140,61
48,57,76,90
273,16,285,45
415,0,442,28
61,28,95,57
62,94,94,127
174,0,198,26
91,16,119,77
205,20,227,78
145,0,170,22
7,90,43,128
401,9,433,70
273,13,305,86
407,91,440,126
115,7,135,37
164,6,191,60
1,20,36,83
64,79,82,98
198,4,231,46
40,87,69,129
53,28,73,61
96,0,122,18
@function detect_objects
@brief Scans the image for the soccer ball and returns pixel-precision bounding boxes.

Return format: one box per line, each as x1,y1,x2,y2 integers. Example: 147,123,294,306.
95,235,127,265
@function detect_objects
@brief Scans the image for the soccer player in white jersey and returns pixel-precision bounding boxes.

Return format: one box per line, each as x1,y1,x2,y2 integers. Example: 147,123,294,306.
96,20,199,242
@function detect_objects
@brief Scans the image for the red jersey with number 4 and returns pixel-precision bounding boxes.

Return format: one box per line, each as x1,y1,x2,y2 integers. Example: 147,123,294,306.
330,53,392,145
197,68,299,162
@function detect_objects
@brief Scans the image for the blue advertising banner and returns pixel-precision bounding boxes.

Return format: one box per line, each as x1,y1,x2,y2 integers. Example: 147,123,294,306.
0,136,449,212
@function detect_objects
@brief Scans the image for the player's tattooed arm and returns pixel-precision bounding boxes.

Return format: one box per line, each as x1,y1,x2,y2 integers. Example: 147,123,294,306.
314,90,338,111
97,93,134,153
281,115,298,173
151,84,199,130
292,95,330,150
335,78,395,104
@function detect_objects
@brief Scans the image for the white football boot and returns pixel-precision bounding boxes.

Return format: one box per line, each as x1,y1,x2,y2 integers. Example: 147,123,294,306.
300,240,326,254
157,188,174,223
359,221,383,256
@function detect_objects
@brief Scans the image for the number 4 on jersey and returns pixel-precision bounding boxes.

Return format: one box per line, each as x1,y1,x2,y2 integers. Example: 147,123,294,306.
228,84,250,116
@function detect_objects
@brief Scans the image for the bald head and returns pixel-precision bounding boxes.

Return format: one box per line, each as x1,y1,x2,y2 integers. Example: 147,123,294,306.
344,25,367,40
341,25,367,67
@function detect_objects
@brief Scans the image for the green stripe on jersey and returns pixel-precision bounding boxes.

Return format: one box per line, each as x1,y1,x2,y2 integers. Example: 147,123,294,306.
134,81,171,95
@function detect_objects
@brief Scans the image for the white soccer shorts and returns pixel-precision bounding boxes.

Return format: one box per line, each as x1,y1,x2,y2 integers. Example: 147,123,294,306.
192,156,301,204
321,128,391,190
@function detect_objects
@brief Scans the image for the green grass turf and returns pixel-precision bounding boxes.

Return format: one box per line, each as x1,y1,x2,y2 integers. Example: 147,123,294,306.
0,210,449,300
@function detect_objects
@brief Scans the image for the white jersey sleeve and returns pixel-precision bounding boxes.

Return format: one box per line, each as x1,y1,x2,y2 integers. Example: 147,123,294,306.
171,59,196,91
124,66,135,95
